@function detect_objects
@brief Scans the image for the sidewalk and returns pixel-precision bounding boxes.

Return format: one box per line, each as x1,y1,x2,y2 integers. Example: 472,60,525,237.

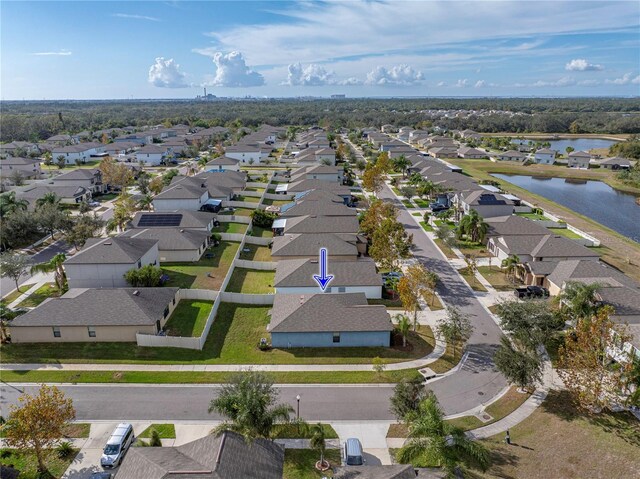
5,273,55,310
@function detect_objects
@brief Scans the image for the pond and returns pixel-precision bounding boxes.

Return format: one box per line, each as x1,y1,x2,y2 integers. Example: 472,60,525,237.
493,174,640,242
512,138,617,152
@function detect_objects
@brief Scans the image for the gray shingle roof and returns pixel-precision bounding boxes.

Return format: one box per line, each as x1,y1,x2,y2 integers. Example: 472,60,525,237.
286,179,351,195
18,184,88,202
280,199,355,218
463,190,510,206
547,259,638,289
122,228,209,251
275,258,382,288
156,178,207,200
65,236,157,264
485,215,550,238
334,465,446,479
496,234,599,259
10,287,178,327
115,431,284,479
283,215,360,234
271,233,358,257
53,168,100,181
269,292,392,333
206,156,240,166
131,210,214,229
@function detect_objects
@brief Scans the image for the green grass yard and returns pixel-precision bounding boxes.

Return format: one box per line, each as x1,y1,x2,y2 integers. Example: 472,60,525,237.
0,448,79,479
433,239,458,260
547,227,583,239
214,222,248,234
275,423,338,439
162,241,240,290
477,265,514,291
250,226,274,238
225,268,275,294
283,449,341,479
17,283,61,308
262,198,292,206
238,244,272,262
516,211,552,221
1,284,34,304
234,195,260,203
219,207,254,216
458,267,488,292
419,221,433,232
163,300,213,337
138,423,176,439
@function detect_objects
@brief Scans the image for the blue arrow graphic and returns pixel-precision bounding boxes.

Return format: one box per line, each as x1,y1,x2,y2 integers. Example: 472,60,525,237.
313,247,334,291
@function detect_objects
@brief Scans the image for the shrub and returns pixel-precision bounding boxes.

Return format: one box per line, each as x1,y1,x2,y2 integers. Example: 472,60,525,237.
251,209,278,228
124,264,164,287
56,441,75,459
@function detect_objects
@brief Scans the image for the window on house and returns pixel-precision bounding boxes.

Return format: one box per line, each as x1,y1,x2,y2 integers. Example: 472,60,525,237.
324,287,332,293
52,327,61,338
163,306,169,318
172,297,176,305
338,287,346,293
333,332,340,343
137,260,142,268
88,326,96,338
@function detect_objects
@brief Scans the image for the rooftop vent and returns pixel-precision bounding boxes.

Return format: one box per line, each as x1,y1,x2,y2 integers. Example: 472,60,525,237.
132,290,140,296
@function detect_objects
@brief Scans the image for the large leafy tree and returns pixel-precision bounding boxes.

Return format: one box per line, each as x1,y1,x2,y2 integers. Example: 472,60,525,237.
362,164,385,194
0,191,28,218
398,263,432,330
390,377,430,421
31,253,67,292
64,213,104,249
106,194,136,233
0,252,31,292
208,371,294,441
34,202,71,240
436,306,473,358
396,395,490,477
99,156,133,192
369,218,413,270
494,336,543,392
4,385,76,475
558,306,632,412
495,298,563,350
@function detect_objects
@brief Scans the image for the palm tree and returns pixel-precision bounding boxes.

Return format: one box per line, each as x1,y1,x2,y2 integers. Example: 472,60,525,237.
309,423,329,470
393,155,411,177
138,194,154,212
31,253,67,292
458,210,488,243
501,254,520,284
558,281,601,323
395,313,411,347
0,191,28,218
397,395,490,478
35,192,61,209
208,371,294,441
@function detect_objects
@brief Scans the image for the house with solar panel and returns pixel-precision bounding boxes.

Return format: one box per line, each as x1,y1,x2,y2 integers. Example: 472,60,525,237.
120,228,211,262
130,210,216,231
64,236,159,289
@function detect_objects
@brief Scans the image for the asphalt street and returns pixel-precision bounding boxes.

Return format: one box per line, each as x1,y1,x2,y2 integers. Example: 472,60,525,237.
378,183,507,415
0,384,396,421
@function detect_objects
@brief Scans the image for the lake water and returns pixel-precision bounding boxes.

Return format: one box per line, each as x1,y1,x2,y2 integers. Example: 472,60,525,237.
493,174,640,242
513,138,617,152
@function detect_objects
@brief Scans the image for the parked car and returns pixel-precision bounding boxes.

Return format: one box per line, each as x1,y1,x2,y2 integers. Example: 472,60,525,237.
343,438,365,466
430,204,449,213
90,473,113,479
88,201,101,207
381,271,403,281
514,286,549,299
100,423,134,468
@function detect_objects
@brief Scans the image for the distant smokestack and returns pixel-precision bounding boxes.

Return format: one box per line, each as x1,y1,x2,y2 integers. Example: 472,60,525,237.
204,87,207,97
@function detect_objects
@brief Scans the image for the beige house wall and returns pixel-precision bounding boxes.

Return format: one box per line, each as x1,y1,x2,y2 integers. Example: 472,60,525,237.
10,325,155,343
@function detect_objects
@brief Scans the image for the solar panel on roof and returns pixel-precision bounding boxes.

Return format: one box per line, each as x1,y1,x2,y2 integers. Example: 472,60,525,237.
137,213,183,227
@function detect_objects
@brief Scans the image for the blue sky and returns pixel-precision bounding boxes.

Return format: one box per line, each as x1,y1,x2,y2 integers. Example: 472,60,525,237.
1,0,639,99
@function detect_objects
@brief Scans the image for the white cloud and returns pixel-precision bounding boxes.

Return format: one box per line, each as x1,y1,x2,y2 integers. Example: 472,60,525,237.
148,57,188,88
31,50,72,56
455,79,469,87
531,76,576,87
365,65,424,86
474,80,486,88
339,77,362,86
565,58,604,71
605,72,640,85
113,13,160,22
436,81,446,87
285,63,335,86
205,51,264,87
577,79,600,86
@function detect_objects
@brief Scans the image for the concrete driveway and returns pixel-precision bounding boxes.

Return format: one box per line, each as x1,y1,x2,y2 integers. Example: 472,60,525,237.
332,421,394,466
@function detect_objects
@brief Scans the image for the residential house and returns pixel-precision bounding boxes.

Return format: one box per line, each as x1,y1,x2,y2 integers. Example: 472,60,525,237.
130,210,215,232
543,259,637,296
457,147,487,159
289,164,344,184
205,156,240,172
9,287,179,343
487,234,600,264
428,146,459,158
334,465,445,479
162,138,188,156
279,194,356,218
64,236,159,288
103,142,139,157
0,157,42,180
224,144,262,164
307,138,331,149
381,124,397,133
278,214,360,236
458,190,514,218
460,129,481,140
153,177,209,211
275,258,382,298
52,168,106,194
195,170,247,200
121,227,210,262
135,145,172,165
0,141,40,157
52,142,105,164
534,148,556,165
497,150,527,162
271,233,364,261
46,134,76,146
599,157,631,170
282,179,351,202
484,215,551,243
567,151,591,168
268,293,393,348
17,184,91,208
116,431,284,479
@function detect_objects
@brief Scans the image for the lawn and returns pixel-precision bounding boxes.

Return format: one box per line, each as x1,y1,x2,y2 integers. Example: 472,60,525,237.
458,267,488,292
414,198,430,208
275,423,338,439
138,423,176,439
244,187,265,193
63,423,91,439
457,241,491,258
419,221,433,232
162,241,240,290
17,283,62,308
0,303,435,366
250,225,274,238
0,448,79,479
163,300,213,337
401,199,414,208
283,449,341,479
411,212,422,217
262,198,292,206
94,192,118,201
547,227,583,239
516,211,551,221
219,207,255,216
1,284,34,305
234,195,260,203
433,239,458,260
214,222,248,234
428,340,463,374
477,266,514,292
225,268,275,294
238,244,272,262
476,390,640,479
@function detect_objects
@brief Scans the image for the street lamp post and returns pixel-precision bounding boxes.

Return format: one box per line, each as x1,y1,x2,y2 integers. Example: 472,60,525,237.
296,394,301,433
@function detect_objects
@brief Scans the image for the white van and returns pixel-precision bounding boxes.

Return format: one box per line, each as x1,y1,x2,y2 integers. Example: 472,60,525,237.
100,423,134,468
